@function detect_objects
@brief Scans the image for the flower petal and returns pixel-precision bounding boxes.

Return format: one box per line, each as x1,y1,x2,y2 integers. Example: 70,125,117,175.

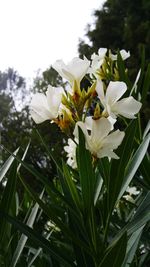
91,118,112,143
53,57,90,85
98,48,107,57
46,85,63,117
111,49,130,61
112,96,142,118
96,79,105,103
30,93,53,123
85,116,93,130
106,81,127,104
52,59,70,81
120,49,130,60
97,148,119,159
30,110,48,124
102,130,125,150
74,121,89,141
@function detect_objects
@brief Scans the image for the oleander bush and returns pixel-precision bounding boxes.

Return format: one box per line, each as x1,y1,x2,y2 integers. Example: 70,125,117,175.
0,49,150,267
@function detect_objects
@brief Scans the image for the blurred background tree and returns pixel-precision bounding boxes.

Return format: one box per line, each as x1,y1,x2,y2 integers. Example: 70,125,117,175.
78,0,150,78
0,68,66,190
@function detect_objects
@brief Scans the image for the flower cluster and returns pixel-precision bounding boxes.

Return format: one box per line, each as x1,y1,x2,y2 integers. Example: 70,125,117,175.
30,48,142,169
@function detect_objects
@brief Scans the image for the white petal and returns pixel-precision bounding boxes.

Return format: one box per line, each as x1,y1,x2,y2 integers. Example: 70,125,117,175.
30,93,53,123
46,85,63,117
112,96,142,118
91,118,112,143
61,68,75,83
120,49,130,60
110,49,130,61
98,48,107,58
97,148,119,159
102,130,125,150
106,81,127,104
126,186,140,195
67,57,90,83
74,121,89,141
85,116,93,130
107,116,116,129
30,93,47,109
91,49,106,73
30,110,49,124
52,59,70,81
96,79,105,102
53,57,90,85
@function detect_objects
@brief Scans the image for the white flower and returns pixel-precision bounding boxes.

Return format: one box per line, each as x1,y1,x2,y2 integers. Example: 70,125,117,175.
52,57,90,86
90,48,107,73
30,85,64,124
96,80,142,119
123,186,140,202
110,49,130,61
64,138,77,169
74,117,124,159
126,186,140,196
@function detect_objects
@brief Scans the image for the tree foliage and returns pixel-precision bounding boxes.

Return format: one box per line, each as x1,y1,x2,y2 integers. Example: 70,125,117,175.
78,0,150,77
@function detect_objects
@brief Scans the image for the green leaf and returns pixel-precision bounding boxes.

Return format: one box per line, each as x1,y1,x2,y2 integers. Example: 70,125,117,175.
127,192,150,235
62,161,81,210
99,232,127,267
0,211,75,267
109,120,137,209
0,160,17,244
17,141,30,172
139,154,150,188
10,190,44,267
1,144,54,193
28,231,52,267
141,63,150,103
94,171,103,205
116,192,150,238
0,148,19,183
122,226,144,267
137,45,145,94
77,127,95,213
118,133,150,199
117,52,132,89
98,157,110,190
143,120,150,139
36,129,63,176
19,174,91,255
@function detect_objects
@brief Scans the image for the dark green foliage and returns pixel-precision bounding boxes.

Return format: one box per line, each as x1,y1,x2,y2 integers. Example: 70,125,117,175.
34,67,66,93
78,0,150,78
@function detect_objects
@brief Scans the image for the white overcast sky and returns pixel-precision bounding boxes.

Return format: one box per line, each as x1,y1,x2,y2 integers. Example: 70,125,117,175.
0,0,105,78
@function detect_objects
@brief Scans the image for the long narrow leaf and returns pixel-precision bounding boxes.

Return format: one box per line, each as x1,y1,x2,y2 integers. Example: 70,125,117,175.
62,161,81,210
109,120,137,210
0,211,75,267
99,232,127,267
0,161,17,243
77,127,95,213
122,226,144,267
118,133,150,199
0,148,19,182
141,63,150,103
10,190,44,267
19,174,91,255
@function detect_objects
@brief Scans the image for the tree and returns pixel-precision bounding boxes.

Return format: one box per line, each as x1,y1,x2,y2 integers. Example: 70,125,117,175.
34,67,66,93
78,0,150,77
0,67,66,185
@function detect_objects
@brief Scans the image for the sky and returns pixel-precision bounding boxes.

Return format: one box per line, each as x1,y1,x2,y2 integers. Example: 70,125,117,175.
0,0,105,79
